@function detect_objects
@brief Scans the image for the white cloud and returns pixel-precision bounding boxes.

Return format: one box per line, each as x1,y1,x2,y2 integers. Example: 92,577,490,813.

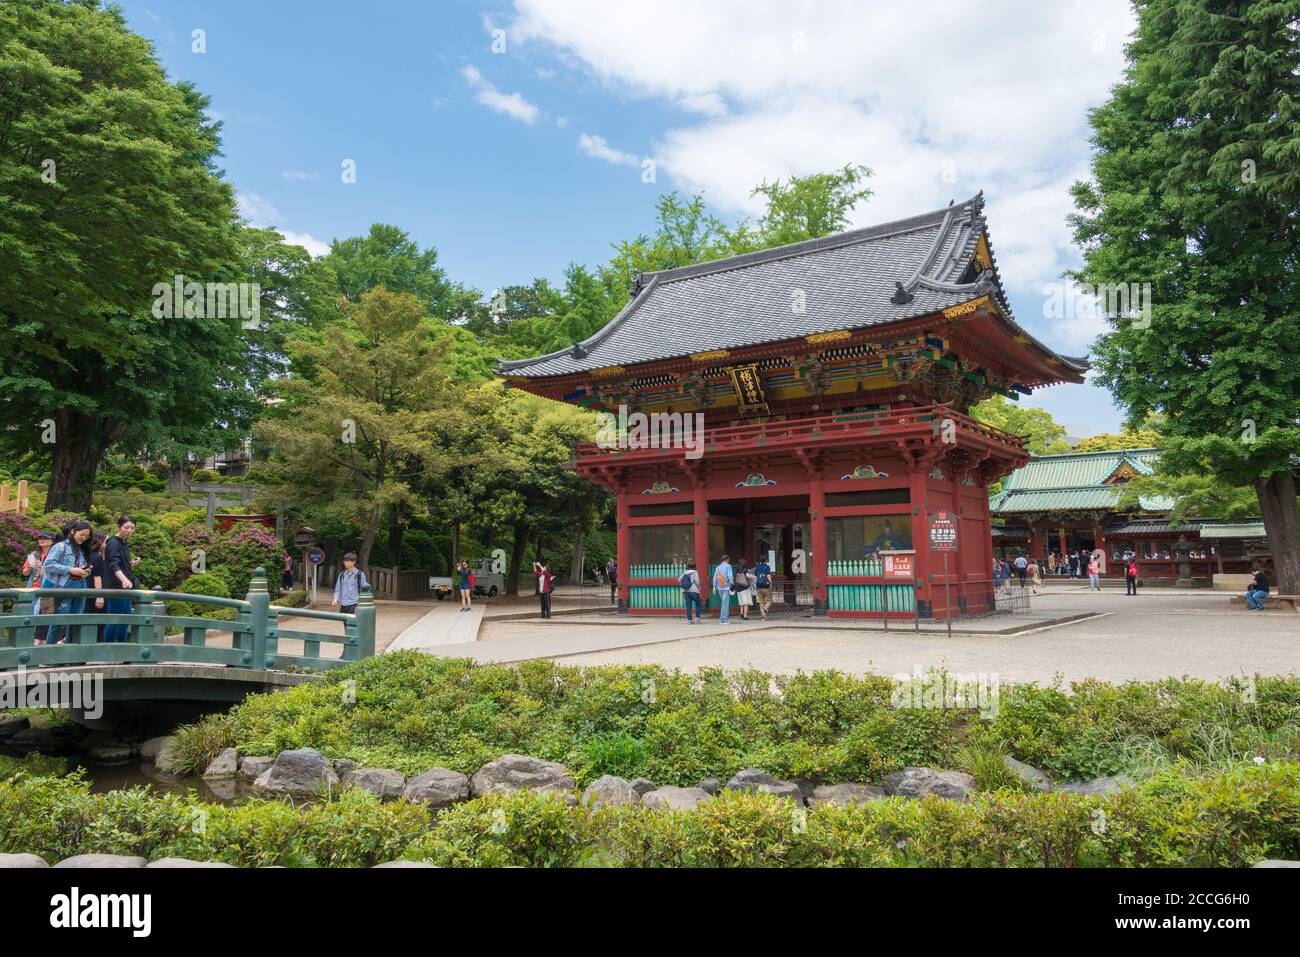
460,64,541,125
278,230,331,258
281,170,317,181
577,132,638,166
236,192,328,257
508,0,1135,304
677,92,727,117
555,116,569,128
236,191,281,224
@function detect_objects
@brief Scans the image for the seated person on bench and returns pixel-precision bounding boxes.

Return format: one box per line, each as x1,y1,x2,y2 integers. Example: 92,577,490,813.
1246,568,1270,611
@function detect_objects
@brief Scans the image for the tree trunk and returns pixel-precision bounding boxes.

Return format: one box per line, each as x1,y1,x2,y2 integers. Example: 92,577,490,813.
450,521,460,573
46,410,104,513
166,459,190,493
359,503,381,571
570,526,585,585
506,522,529,596
1254,471,1300,595
388,506,406,569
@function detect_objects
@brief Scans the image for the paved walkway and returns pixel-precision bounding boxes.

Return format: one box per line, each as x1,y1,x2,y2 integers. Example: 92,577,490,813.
542,590,1300,684
387,603,484,652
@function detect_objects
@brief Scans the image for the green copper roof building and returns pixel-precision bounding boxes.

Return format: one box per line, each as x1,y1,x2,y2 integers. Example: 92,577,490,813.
989,449,1263,582
989,448,1171,515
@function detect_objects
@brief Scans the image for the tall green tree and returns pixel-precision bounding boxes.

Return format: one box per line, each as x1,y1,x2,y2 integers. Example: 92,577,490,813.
460,381,604,595
254,287,454,567
1069,0,1300,591
0,0,245,512
971,396,1073,455
749,163,874,246
325,223,474,322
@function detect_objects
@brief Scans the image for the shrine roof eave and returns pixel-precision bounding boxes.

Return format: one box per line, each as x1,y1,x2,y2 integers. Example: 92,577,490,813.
502,308,1085,403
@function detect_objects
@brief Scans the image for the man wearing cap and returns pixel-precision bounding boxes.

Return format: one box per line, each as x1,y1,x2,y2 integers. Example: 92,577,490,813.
331,552,368,614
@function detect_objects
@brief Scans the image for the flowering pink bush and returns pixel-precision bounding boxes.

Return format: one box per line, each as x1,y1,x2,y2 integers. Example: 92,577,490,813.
209,523,282,597
0,513,40,588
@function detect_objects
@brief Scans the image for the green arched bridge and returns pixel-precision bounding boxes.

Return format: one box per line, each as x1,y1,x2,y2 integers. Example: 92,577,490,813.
0,568,374,701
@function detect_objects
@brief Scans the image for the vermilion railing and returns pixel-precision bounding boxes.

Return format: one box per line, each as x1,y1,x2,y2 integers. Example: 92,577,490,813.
574,404,1027,459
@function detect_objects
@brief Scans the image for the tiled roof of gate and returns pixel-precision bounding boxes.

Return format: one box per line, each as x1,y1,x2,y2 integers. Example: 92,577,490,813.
989,449,1172,514
498,193,1089,379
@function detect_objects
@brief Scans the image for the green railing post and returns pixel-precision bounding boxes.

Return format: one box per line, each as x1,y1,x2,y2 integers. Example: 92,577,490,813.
136,591,159,657
247,567,271,670
354,585,375,661
10,590,36,646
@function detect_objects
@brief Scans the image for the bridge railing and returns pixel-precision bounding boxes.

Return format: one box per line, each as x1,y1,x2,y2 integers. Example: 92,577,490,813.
0,567,374,673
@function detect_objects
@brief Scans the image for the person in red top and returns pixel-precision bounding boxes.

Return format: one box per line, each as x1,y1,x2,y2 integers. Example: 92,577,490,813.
533,559,554,619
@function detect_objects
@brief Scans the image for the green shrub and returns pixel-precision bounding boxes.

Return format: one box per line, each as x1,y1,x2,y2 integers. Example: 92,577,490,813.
2,763,1297,867
164,571,236,622
158,656,1300,796
579,731,649,782
128,518,178,590
405,791,586,867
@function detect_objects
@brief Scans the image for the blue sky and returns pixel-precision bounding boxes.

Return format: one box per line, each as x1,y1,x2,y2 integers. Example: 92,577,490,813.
118,0,1137,438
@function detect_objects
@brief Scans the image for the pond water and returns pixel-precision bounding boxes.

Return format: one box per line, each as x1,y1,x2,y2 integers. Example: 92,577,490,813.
81,759,254,803
1,746,252,804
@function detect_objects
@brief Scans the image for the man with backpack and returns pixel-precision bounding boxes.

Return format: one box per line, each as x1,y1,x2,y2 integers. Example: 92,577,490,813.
714,554,734,623
1124,557,1139,596
680,561,702,623
752,555,773,621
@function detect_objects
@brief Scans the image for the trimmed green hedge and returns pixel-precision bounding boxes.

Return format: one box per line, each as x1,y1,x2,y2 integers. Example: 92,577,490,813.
169,654,1300,788
1,763,1296,867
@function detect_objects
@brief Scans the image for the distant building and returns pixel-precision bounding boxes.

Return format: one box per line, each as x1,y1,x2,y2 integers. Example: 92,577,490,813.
989,448,1262,581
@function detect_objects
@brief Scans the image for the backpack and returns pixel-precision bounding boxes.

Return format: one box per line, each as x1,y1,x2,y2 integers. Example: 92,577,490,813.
734,571,749,589
755,566,771,588
679,571,693,591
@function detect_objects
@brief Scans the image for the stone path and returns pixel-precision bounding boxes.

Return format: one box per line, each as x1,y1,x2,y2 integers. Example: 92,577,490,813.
386,603,485,652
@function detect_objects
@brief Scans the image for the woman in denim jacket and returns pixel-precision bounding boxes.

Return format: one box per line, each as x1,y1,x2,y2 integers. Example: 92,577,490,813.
39,520,94,645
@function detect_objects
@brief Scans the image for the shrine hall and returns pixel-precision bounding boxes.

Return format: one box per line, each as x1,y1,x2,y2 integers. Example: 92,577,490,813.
499,193,1089,619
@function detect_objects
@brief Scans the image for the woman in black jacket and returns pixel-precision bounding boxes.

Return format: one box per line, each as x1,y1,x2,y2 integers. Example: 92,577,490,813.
102,516,140,643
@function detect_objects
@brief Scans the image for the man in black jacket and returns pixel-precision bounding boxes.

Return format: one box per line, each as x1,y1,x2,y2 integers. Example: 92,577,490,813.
1246,567,1270,611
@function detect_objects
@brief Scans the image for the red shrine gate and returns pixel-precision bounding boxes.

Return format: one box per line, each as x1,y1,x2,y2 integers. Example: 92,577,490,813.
576,405,1027,618
499,193,1087,619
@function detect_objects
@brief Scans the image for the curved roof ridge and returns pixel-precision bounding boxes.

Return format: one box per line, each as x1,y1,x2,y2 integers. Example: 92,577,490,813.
639,194,984,287
498,274,662,372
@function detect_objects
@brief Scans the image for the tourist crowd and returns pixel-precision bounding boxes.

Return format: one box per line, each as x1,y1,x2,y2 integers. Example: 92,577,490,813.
19,516,141,644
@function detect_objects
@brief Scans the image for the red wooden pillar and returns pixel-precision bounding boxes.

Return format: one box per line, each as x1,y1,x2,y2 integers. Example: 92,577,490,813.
908,462,930,617
980,481,995,611
615,489,631,613
693,482,710,609
1029,523,1043,561
809,474,828,615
